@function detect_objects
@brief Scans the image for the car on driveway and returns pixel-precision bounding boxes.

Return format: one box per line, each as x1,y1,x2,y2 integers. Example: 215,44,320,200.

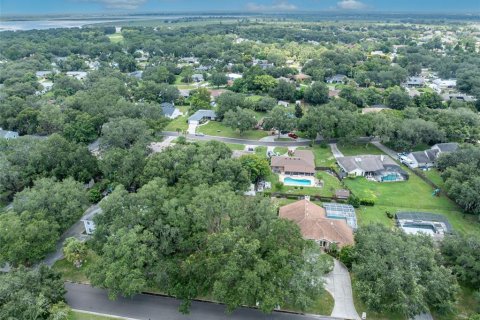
288,132,298,139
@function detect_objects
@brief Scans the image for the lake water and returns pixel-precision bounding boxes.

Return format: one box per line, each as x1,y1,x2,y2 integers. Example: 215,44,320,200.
0,14,218,31
0,20,112,31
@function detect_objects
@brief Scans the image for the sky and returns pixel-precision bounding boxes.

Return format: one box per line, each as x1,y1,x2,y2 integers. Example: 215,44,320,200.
1,0,479,15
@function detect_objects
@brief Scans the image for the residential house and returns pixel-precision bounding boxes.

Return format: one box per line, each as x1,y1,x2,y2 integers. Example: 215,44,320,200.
179,57,199,64
337,155,408,181
66,71,88,81
433,79,456,90
442,93,476,102
406,150,437,169
188,110,217,125
128,70,143,79
160,102,182,119
405,76,425,87
36,71,53,79
209,89,228,100
179,89,191,98
271,150,315,176
279,198,354,249
326,74,347,84
253,59,274,69
361,104,389,114
406,143,458,169
227,73,243,81
0,128,19,140
431,143,459,154
192,74,204,82
293,73,311,82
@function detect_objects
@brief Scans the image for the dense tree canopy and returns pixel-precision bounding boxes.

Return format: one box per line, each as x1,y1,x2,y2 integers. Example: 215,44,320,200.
352,224,458,317
0,266,67,320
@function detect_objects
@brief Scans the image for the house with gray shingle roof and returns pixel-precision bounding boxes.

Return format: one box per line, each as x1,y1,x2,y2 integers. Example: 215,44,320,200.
188,110,217,125
0,128,19,140
337,155,408,182
406,143,458,169
160,102,181,119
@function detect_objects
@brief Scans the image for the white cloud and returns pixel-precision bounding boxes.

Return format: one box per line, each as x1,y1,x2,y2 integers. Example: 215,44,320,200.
79,0,147,10
337,0,367,10
246,0,297,12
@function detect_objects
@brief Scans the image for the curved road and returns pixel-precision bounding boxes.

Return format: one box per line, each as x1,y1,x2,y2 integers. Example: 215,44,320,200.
66,283,345,320
161,132,374,147
161,131,312,147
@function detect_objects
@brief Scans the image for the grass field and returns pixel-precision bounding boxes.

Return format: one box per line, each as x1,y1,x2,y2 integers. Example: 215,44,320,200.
107,34,123,43
255,146,267,158
298,145,337,167
273,146,288,155
52,250,98,283
345,175,480,234
69,311,122,320
337,142,384,156
164,115,188,132
225,143,245,151
198,121,269,140
423,169,445,188
282,290,334,316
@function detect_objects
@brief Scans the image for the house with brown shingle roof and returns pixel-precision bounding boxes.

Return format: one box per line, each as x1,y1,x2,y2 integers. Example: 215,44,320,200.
279,198,354,249
271,150,315,176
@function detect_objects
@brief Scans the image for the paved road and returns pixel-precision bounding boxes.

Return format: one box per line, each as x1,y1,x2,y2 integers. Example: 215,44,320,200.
66,283,344,320
324,260,360,320
162,132,312,147
43,204,101,267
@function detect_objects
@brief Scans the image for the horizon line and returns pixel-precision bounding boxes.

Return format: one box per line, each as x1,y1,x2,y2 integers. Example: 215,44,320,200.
1,10,480,19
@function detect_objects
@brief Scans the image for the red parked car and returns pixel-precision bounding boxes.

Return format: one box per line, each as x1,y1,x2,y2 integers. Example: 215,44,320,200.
288,132,298,139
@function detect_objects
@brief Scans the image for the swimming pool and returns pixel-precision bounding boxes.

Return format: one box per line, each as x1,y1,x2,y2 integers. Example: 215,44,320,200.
284,177,312,186
401,223,436,235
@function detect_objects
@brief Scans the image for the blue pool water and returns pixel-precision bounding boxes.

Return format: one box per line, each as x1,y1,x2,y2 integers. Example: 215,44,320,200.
284,177,312,186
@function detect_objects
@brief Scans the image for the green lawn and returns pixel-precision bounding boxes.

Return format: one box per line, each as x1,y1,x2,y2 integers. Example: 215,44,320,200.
345,175,480,234
255,146,268,158
69,311,122,320
316,171,344,197
298,145,337,168
164,115,188,132
273,146,289,155
423,169,445,188
337,142,384,156
52,250,98,283
107,34,123,43
282,290,334,316
225,143,245,151
266,171,343,198
198,121,269,140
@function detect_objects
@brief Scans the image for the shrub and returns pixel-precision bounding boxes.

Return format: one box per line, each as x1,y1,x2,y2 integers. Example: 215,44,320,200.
89,186,102,203
176,136,187,144
360,198,375,206
275,181,284,190
339,245,355,269
348,195,360,208
386,211,394,219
